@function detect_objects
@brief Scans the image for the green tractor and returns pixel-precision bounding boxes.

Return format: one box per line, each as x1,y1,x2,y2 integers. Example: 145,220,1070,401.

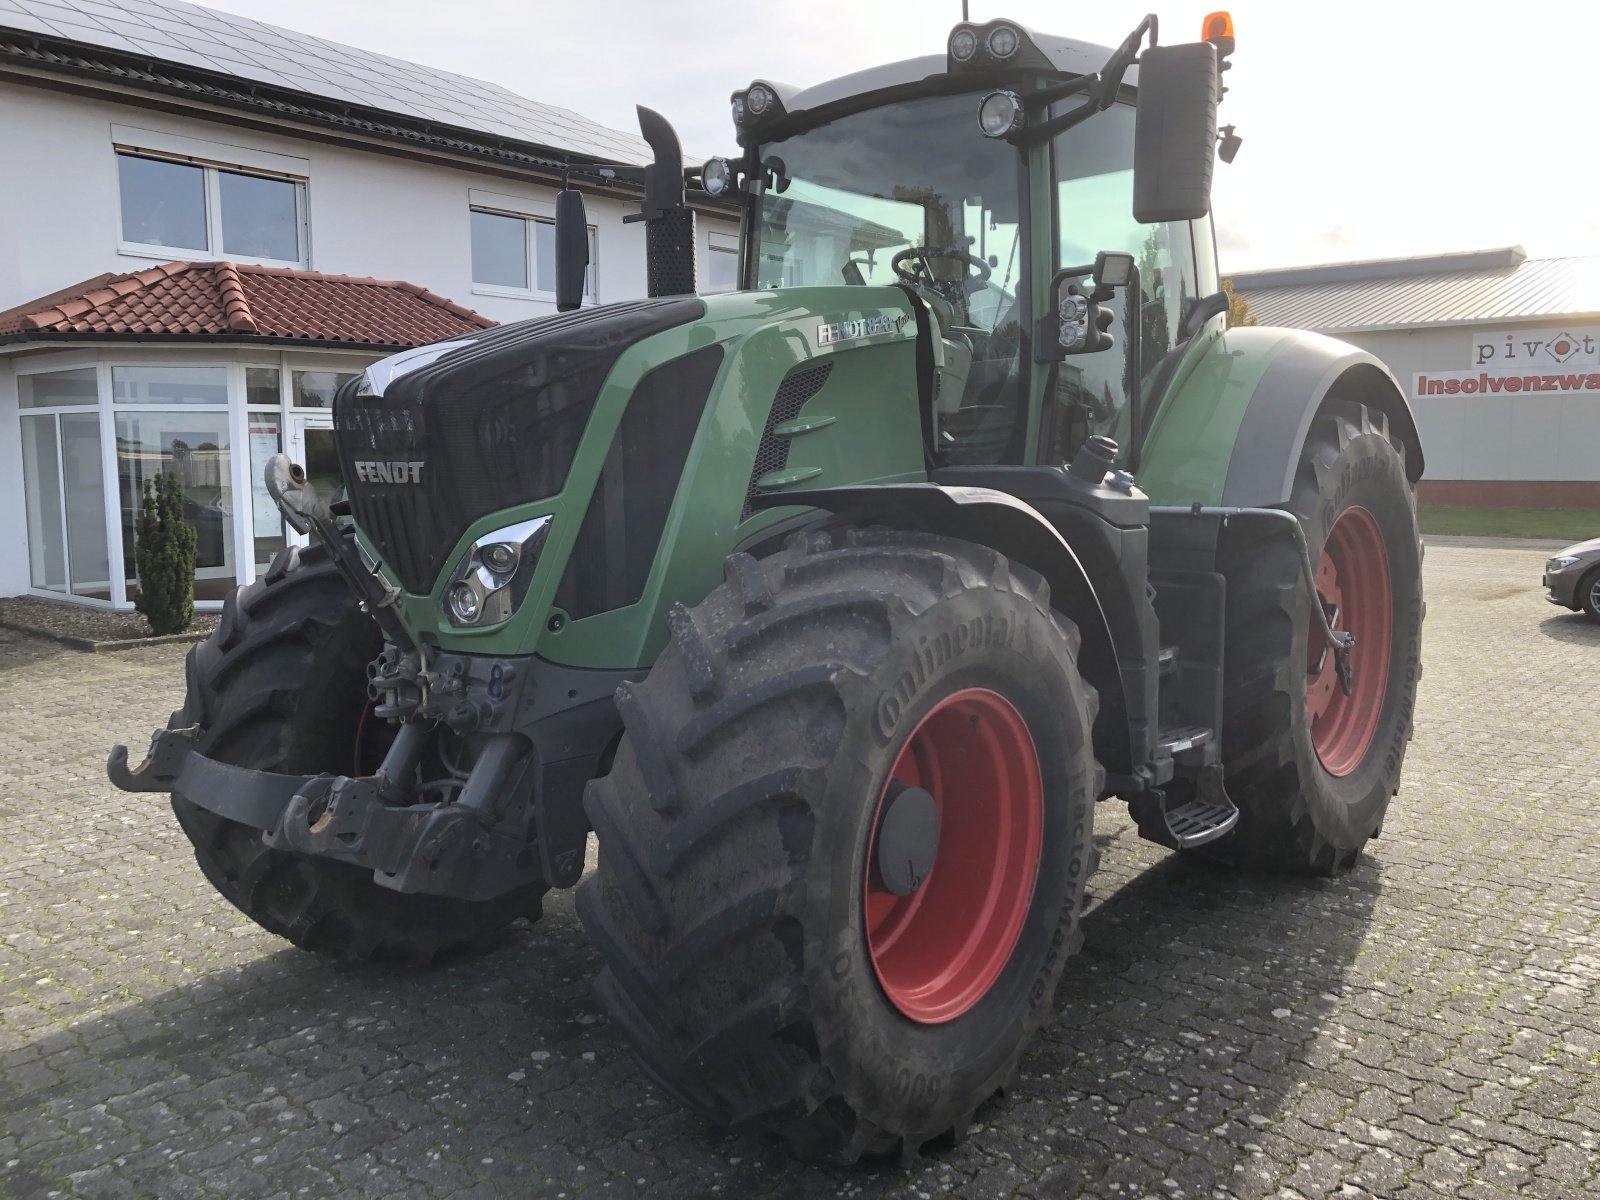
111,11,1424,1163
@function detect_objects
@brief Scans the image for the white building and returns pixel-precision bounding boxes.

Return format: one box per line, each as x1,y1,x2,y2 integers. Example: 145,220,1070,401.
1230,246,1600,510
0,0,738,610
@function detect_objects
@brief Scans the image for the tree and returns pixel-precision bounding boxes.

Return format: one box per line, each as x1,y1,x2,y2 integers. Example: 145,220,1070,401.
134,472,197,636
1221,278,1258,328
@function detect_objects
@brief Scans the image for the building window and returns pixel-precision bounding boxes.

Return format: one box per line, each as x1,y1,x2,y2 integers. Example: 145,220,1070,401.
20,383,111,602
116,150,307,267
290,368,359,409
470,206,598,301
705,230,740,293
111,366,236,603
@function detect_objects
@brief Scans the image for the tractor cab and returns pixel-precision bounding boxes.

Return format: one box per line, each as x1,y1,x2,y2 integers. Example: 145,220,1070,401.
646,16,1229,474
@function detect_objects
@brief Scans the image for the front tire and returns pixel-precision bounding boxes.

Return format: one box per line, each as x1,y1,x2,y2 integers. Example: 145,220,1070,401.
576,529,1100,1161
1578,567,1600,623
170,542,545,962
1216,402,1424,874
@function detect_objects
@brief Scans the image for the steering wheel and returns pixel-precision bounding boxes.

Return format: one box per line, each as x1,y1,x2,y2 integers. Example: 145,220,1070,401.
891,245,992,306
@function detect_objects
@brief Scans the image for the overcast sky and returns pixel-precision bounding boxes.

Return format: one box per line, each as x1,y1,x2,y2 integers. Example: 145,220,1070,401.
201,0,1600,272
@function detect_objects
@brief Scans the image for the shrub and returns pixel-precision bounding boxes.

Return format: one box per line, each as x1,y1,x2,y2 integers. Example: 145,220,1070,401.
134,472,197,636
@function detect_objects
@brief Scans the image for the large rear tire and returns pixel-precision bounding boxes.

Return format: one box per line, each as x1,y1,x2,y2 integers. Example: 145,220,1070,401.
1215,401,1423,874
576,529,1100,1162
170,542,545,962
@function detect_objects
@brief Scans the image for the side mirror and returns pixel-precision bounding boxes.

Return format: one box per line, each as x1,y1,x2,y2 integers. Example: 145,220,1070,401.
554,188,589,312
1132,41,1219,223
1037,251,1137,361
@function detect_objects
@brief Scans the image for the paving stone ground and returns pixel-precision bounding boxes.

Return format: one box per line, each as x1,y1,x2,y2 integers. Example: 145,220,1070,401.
2,543,1598,1200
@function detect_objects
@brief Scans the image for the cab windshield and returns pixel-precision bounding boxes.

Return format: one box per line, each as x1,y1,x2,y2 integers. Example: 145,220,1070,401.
754,91,1027,462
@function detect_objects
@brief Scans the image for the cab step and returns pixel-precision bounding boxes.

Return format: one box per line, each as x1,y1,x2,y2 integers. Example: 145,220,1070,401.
1128,764,1239,851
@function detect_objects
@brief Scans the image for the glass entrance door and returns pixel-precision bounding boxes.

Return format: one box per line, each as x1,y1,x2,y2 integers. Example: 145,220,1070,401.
285,413,340,548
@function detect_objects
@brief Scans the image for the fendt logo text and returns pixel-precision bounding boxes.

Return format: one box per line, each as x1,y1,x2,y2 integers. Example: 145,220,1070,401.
817,313,906,346
353,460,425,484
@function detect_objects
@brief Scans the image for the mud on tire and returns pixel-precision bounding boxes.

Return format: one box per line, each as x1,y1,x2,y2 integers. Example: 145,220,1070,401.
576,528,1101,1162
1215,401,1424,874
170,542,544,962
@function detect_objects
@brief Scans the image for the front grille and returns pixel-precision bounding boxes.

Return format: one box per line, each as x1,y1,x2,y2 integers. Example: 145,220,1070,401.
742,361,834,519
336,298,704,594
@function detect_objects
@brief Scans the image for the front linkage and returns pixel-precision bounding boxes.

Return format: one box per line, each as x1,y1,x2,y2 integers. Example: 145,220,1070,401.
108,455,622,902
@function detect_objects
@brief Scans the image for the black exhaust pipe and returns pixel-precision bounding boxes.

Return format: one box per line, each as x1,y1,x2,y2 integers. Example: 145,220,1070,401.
634,105,697,298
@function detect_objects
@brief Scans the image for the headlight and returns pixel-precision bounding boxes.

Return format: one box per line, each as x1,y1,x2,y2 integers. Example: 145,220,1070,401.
978,89,1024,139
746,83,775,116
479,541,519,575
446,582,481,624
987,24,1020,58
701,156,733,197
443,515,552,627
949,26,978,61
1548,555,1580,570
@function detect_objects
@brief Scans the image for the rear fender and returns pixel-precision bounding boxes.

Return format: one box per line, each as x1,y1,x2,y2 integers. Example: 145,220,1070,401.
753,484,1130,775
1140,326,1425,508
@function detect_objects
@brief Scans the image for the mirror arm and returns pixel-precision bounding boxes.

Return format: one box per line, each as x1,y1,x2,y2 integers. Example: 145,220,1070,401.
1010,94,1101,147
1011,12,1157,148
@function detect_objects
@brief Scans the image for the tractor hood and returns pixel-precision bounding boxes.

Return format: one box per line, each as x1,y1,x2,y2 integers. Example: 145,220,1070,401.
335,286,926,666
334,298,705,595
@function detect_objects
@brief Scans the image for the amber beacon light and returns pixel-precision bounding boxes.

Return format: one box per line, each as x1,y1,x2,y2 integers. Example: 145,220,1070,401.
1202,11,1235,45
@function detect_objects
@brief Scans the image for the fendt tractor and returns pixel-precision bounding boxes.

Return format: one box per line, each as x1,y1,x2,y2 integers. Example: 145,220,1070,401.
111,12,1424,1163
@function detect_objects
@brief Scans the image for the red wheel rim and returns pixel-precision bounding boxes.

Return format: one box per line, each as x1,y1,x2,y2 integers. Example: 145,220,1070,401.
863,687,1043,1024
1306,506,1392,777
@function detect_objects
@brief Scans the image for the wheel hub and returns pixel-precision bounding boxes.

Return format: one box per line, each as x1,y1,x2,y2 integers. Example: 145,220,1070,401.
874,783,940,897
863,687,1044,1024
1305,506,1393,777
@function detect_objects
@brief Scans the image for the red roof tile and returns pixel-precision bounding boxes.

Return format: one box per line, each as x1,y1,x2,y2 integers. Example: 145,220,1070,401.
0,261,496,347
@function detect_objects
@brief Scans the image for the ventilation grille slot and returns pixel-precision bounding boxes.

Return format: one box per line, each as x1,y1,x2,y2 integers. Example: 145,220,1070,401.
742,360,834,519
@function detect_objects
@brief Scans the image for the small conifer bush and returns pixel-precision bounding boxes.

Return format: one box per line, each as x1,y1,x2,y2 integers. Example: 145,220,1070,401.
134,472,197,636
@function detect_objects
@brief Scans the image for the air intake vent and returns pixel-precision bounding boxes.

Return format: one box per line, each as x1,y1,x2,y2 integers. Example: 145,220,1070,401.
742,360,834,519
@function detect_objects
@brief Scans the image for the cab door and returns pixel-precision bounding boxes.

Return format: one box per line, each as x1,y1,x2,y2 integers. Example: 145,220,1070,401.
1039,103,1210,467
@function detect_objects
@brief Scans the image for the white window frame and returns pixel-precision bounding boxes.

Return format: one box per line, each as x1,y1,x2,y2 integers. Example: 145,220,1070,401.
703,228,742,293
467,188,598,304
113,128,311,270
13,347,375,609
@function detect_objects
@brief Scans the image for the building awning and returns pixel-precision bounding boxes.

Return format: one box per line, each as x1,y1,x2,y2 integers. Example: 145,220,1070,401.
0,261,495,351
1227,246,1600,333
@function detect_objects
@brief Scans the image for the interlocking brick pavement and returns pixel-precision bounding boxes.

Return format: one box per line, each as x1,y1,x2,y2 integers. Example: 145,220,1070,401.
1,543,1597,1199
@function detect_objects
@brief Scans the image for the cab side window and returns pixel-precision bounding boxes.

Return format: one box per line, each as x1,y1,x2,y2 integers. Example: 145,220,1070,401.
1049,105,1201,464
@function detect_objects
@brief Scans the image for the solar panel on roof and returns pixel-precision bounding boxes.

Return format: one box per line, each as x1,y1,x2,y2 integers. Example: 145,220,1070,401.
1,0,652,164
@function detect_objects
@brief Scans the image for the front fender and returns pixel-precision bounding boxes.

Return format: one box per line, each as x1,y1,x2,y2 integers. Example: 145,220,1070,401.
753,483,1130,774
1140,326,1425,508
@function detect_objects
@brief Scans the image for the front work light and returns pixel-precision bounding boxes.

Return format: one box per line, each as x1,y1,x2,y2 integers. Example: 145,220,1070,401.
986,23,1020,59
978,90,1024,138
701,156,733,197
443,515,553,628
746,83,775,116
949,26,978,61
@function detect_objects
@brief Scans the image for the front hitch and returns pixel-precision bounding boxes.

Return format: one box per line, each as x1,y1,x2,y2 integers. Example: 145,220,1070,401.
107,724,543,901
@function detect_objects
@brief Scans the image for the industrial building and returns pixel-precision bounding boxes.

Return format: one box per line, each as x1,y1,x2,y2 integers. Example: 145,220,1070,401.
1230,246,1600,508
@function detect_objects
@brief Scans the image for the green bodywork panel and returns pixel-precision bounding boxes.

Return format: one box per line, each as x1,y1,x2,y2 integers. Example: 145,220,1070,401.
1136,324,1298,507
391,286,925,668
